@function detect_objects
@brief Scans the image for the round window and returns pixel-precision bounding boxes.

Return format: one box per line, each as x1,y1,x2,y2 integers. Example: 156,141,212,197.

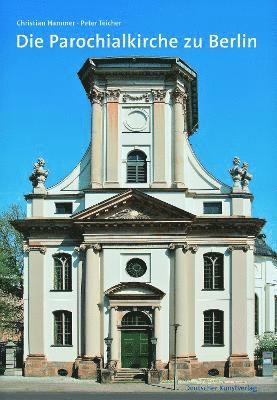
126,258,147,278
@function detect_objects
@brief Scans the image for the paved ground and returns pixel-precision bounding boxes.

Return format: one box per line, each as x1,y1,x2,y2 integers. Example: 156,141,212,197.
0,376,276,399
0,393,276,400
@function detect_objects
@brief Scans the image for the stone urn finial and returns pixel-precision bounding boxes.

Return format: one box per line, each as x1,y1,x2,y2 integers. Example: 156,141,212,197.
29,158,48,193
229,157,252,193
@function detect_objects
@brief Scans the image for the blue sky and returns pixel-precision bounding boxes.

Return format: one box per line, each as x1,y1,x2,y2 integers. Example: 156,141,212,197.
0,0,276,248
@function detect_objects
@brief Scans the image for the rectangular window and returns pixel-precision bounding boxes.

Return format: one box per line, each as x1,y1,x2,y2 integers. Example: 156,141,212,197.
203,202,222,214
54,311,72,346
204,310,224,345
55,202,73,214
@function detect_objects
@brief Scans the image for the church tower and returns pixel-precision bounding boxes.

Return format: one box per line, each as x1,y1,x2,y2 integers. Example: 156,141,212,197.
78,57,198,189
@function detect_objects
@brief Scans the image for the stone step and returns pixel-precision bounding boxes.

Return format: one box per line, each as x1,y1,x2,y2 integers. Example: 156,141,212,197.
114,369,145,383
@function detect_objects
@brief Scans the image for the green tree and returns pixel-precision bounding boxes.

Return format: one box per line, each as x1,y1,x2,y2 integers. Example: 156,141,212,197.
0,204,24,337
255,332,277,364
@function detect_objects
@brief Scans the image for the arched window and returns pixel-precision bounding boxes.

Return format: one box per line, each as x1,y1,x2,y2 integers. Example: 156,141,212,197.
255,294,259,335
53,253,72,291
203,253,224,290
53,310,72,346
203,309,224,346
126,150,147,183
121,311,151,326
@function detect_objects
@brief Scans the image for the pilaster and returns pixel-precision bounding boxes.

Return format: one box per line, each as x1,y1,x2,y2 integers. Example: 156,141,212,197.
151,89,167,188
105,89,120,188
171,88,188,188
90,87,104,188
172,243,199,379
228,245,255,377
25,246,47,377
84,244,102,358
110,306,119,364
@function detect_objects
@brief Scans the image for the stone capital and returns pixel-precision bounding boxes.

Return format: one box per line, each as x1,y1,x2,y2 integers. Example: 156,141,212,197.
171,87,188,105
88,243,103,253
88,86,104,104
151,89,166,102
228,244,250,253
182,242,198,253
106,89,120,102
168,243,176,251
24,245,46,254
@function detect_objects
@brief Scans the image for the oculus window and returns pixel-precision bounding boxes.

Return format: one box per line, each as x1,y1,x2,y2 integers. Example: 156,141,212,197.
126,258,147,278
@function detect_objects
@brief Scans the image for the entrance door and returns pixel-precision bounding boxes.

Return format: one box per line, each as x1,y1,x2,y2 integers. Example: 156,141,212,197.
121,331,149,368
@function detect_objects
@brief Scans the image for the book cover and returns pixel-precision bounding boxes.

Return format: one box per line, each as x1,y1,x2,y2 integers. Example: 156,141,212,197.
0,0,276,389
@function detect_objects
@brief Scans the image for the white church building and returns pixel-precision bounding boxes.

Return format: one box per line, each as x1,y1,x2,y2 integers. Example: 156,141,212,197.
14,57,276,381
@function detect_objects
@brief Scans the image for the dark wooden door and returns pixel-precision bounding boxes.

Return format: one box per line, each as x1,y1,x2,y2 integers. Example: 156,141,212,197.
121,331,149,368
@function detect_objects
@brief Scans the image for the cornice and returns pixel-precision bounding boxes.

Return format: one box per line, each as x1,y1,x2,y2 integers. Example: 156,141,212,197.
13,216,265,238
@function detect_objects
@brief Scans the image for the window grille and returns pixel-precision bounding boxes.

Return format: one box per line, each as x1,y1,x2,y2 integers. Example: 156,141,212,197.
53,253,72,291
203,253,224,290
204,310,224,345
55,202,73,214
121,311,151,326
126,150,147,183
203,202,222,214
53,311,72,346
255,294,259,335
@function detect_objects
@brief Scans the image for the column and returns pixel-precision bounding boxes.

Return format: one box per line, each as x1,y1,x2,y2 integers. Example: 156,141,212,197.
175,245,197,358
90,87,104,188
171,88,187,188
151,90,167,188
25,246,47,376
105,90,120,187
85,244,101,358
229,245,254,377
154,306,161,362
110,306,118,362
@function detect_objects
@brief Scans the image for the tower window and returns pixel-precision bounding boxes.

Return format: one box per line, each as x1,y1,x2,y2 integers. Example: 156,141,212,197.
53,310,72,346
203,253,224,290
203,202,222,214
126,150,147,183
53,253,72,291
55,202,73,214
203,309,224,346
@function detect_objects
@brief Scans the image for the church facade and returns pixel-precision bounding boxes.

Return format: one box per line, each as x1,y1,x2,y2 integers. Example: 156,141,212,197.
15,57,271,380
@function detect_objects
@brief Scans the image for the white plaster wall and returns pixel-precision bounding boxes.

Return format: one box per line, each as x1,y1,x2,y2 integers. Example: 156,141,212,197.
246,249,255,358
43,246,79,362
44,198,84,217
82,191,232,217
195,246,231,361
103,247,170,363
26,200,32,218
255,256,277,335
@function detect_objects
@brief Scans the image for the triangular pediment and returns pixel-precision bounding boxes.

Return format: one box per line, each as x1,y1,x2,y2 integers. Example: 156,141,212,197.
72,189,195,221
105,282,165,299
